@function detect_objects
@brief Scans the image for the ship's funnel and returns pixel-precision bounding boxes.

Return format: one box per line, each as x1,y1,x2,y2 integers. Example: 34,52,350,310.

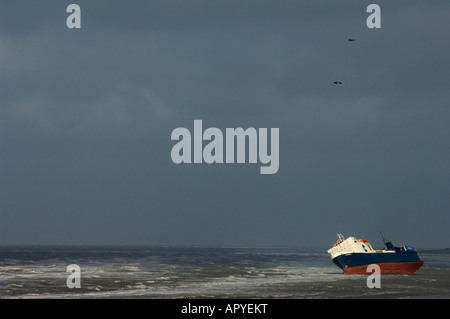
385,241,395,250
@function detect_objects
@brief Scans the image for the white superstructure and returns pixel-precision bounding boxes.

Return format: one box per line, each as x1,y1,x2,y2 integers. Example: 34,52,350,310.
327,234,377,260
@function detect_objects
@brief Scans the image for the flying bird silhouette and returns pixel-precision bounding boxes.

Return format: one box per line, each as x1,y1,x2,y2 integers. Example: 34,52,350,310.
333,81,342,84
348,39,355,42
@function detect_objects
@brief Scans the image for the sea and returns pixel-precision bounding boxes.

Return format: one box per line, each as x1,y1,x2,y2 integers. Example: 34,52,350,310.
1,245,449,299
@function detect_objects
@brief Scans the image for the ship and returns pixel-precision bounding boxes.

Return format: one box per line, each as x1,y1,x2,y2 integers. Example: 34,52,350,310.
327,233,423,274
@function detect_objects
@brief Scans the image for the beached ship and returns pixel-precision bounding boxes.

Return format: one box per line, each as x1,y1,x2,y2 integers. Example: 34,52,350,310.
327,233,423,274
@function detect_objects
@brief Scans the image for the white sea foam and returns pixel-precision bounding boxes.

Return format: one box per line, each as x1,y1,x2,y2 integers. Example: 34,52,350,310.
1,246,449,298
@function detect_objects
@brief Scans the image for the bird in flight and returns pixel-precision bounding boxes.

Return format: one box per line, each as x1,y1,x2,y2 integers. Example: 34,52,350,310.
333,81,342,84
348,39,355,42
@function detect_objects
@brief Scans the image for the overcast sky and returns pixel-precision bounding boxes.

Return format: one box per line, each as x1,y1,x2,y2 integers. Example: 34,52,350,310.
1,1,449,248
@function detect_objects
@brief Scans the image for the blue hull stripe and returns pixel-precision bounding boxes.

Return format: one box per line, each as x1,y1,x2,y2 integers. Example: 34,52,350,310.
332,252,422,270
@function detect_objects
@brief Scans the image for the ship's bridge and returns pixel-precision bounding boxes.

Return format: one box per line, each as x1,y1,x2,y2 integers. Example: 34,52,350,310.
327,235,374,259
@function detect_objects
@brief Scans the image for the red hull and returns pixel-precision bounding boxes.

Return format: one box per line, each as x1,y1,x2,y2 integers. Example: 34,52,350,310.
343,261,423,275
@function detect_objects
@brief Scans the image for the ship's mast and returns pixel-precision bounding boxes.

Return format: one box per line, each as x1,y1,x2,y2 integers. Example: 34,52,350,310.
380,231,387,245
380,231,394,250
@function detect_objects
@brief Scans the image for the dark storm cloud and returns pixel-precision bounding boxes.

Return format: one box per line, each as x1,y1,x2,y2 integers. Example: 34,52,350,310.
0,1,449,247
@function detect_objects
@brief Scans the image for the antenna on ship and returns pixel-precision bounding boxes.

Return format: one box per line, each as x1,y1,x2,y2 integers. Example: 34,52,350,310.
380,231,394,250
380,231,386,245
